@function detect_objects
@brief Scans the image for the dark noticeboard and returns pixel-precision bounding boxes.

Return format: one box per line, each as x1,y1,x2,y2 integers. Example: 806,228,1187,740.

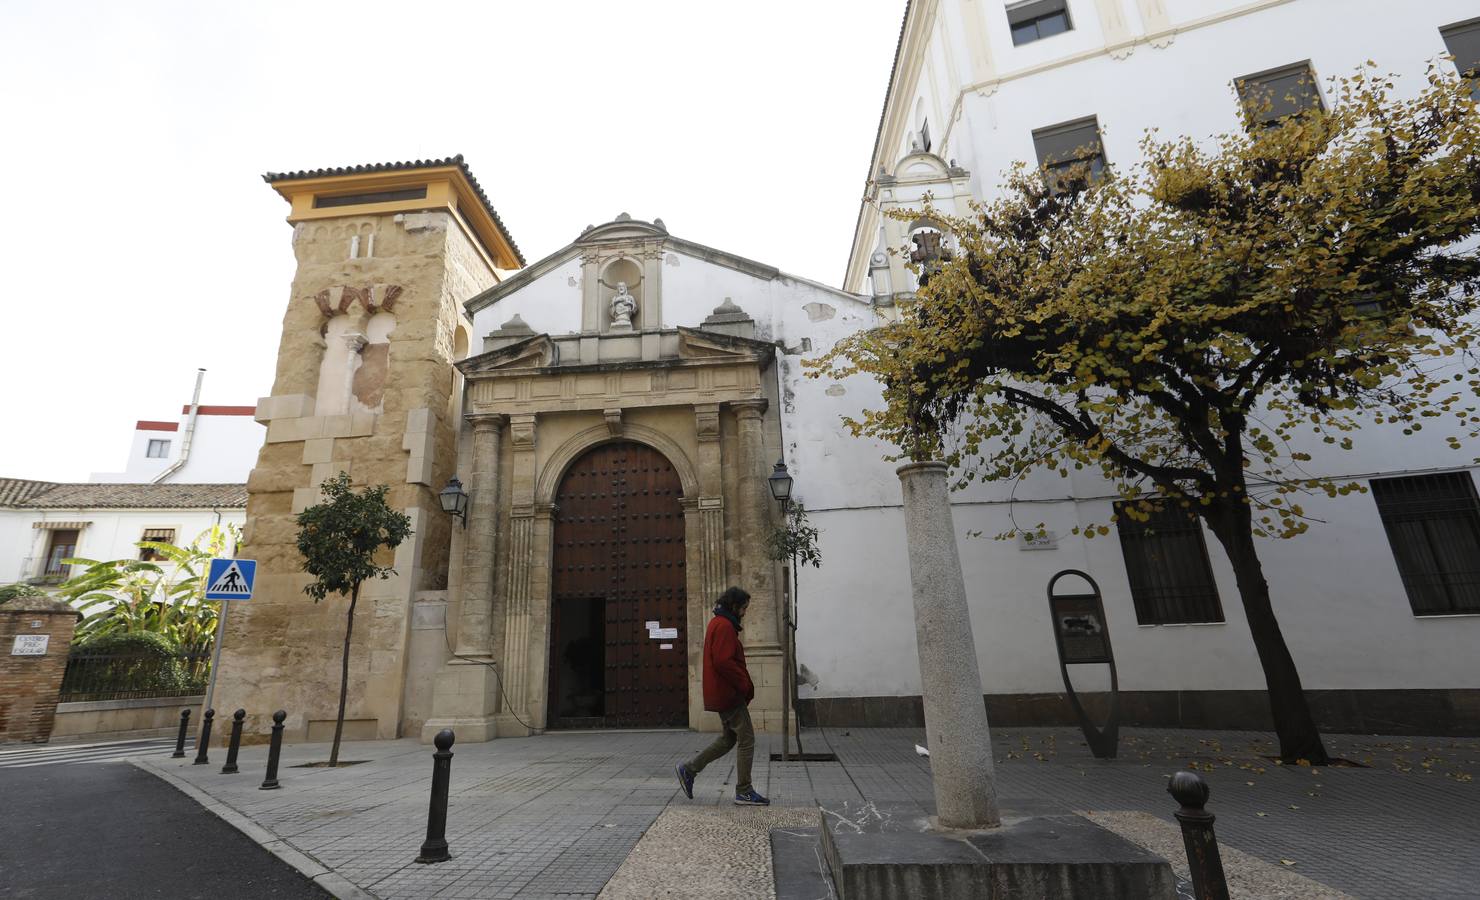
1050,593,1111,664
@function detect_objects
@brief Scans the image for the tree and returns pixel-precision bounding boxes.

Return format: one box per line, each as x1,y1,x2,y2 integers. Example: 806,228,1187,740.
764,502,822,759
815,66,1480,763
296,473,412,766
59,524,237,650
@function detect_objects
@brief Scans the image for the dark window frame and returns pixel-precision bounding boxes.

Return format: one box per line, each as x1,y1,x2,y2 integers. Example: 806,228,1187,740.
1008,0,1073,46
1441,17,1480,101
1114,500,1226,626
1235,60,1324,128
1370,472,1480,616
1032,115,1107,193
138,528,177,562
44,529,80,578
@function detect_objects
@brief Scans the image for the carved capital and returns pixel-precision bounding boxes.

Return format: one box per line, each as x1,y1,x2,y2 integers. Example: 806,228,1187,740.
603,408,623,438
730,398,768,421
466,413,505,435
694,403,721,442
510,413,537,450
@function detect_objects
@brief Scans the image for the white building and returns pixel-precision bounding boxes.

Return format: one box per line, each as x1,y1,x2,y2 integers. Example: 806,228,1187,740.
89,371,264,484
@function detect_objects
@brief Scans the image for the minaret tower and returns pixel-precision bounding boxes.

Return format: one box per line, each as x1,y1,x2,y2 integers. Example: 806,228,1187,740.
213,157,523,743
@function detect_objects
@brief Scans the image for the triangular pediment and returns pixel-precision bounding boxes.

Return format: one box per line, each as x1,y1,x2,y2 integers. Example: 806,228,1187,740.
676,327,772,364
457,334,556,376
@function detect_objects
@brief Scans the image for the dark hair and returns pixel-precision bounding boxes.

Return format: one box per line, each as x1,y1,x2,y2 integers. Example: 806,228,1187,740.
716,586,751,613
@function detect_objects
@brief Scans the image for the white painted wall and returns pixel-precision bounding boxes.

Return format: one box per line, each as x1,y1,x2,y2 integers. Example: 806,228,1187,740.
91,412,262,483
0,508,244,585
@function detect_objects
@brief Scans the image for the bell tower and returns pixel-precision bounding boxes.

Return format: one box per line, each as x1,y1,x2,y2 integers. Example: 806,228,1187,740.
213,157,523,743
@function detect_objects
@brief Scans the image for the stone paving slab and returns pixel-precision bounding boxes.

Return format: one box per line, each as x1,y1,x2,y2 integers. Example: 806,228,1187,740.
131,725,1479,899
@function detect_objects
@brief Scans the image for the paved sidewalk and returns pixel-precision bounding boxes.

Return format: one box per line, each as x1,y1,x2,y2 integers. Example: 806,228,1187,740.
135,726,1479,900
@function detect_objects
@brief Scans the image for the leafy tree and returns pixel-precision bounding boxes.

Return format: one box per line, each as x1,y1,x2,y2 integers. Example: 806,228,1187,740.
296,473,412,766
58,524,237,649
815,66,1480,763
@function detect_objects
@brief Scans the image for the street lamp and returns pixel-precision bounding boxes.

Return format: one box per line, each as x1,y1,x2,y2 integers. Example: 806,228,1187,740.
439,477,468,528
767,458,799,760
767,460,793,511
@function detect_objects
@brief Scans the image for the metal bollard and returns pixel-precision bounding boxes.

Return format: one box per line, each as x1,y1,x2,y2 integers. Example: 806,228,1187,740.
414,729,456,864
171,708,191,758
260,710,286,790
192,708,215,765
221,709,246,774
1168,771,1231,900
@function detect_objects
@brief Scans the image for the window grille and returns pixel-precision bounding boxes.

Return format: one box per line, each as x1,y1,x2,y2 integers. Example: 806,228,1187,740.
1236,62,1323,128
1370,472,1480,616
1114,501,1225,625
44,529,79,579
1032,117,1106,193
1442,18,1480,100
1008,0,1072,46
139,528,177,562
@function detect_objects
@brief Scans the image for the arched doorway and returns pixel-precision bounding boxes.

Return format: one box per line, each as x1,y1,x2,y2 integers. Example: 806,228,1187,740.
548,441,687,729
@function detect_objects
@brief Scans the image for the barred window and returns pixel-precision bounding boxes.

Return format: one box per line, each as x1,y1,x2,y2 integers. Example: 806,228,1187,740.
1370,473,1480,616
1115,501,1224,625
139,528,176,562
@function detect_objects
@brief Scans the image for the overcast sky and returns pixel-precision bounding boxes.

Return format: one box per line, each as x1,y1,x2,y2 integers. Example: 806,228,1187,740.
0,1,903,482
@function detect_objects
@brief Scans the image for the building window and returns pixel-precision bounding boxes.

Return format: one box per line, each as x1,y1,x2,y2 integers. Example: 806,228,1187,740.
1115,501,1225,625
44,529,79,579
1008,0,1072,46
920,119,931,153
1442,18,1480,100
1032,116,1106,193
139,528,177,562
1236,62,1323,128
146,439,171,458
1370,472,1480,616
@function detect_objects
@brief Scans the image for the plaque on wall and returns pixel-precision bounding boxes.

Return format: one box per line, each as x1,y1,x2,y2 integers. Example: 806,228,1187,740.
1050,594,1111,664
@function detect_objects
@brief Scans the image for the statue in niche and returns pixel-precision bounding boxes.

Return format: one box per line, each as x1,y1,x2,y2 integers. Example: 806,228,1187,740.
609,281,637,329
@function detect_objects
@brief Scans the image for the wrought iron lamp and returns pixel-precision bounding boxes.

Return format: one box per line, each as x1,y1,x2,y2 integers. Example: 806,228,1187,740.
767,460,793,512
439,477,468,528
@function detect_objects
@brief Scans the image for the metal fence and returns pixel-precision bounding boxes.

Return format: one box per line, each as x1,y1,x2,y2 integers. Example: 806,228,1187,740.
58,649,212,703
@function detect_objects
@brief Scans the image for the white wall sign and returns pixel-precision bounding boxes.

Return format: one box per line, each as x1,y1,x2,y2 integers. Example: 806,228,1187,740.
1017,530,1058,551
11,634,49,656
649,627,678,640
660,643,674,650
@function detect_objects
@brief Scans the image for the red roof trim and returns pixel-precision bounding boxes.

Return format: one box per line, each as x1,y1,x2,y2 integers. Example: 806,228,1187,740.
136,420,180,432
180,405,257,416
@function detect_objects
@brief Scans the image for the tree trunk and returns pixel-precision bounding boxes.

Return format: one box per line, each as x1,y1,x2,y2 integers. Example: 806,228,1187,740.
329,582,359,767
1203,501,1330,764
792,553,804,757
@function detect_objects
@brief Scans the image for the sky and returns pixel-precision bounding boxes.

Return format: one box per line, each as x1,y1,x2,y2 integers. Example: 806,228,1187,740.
0,0,904,482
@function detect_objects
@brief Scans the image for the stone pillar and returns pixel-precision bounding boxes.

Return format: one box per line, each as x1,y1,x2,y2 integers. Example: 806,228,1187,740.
731,399,780,650
897,461,1000,829
455,413,503,656
0,595,81,744
494,413,539,735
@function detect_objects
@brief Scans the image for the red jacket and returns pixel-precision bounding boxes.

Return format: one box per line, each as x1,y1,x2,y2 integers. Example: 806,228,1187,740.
702,610,754,712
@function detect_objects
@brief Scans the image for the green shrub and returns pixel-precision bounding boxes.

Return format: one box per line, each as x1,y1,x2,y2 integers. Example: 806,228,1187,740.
0,583,46,605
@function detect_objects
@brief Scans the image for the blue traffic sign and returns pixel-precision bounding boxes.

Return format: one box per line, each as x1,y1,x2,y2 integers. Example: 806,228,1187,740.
205,558,257,600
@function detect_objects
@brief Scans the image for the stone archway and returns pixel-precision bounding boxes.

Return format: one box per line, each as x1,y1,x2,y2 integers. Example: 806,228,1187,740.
547,441,688,729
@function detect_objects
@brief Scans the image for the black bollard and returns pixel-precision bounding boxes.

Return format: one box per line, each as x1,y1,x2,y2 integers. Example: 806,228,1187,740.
171,708,191,758
260,710,286,790
192,708,215,765
414,729,456,864
221,709,246,774
1168,771,1231,900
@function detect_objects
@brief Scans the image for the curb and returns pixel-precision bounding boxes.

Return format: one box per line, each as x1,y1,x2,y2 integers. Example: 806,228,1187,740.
130,758,378,900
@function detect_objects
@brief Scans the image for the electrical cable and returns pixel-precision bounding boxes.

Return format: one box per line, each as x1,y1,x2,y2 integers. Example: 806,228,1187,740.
440,611,536,732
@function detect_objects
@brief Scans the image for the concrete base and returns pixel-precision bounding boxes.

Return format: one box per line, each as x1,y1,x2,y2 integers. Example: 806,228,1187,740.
419,717,498,744
422,659,502,743
493,713,537,737
816,801,1177,900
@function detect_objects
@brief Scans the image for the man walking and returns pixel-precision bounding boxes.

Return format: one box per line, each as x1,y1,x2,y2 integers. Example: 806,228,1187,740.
675,587,769,806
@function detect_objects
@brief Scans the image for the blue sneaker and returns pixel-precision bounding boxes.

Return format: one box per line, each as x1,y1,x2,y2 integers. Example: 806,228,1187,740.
734,787,770,806
675,763,695,800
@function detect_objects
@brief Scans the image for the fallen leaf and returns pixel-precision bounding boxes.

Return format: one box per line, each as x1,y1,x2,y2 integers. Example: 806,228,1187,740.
1281,859,1297,867
1256,812,1268,817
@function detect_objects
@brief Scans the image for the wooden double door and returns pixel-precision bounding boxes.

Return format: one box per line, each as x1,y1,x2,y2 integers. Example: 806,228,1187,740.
548,441,688,729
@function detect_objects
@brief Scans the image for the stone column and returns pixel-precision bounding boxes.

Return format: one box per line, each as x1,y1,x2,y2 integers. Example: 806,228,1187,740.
897,461,1000,829
455,413,503,657
494,413,539,735
731,399,779,650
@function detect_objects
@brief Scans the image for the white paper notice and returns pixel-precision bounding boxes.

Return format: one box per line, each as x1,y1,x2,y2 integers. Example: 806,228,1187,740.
644,621,660,631
650,627,678,640
660,643,674,650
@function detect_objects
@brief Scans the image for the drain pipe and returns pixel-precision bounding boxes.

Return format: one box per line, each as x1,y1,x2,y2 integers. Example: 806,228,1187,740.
153,368,205,484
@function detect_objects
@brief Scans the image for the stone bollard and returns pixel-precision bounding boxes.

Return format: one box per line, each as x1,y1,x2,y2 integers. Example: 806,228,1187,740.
171,708,191,758
897,461,1000,829
260,710,286,790
1168,771,1231,900
415,729,456,864
221,709,246,774
192,708,215,765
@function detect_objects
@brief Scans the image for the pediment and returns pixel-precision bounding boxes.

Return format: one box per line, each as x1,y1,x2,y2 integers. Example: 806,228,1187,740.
676,327,772,364
457,334,557,376
577,214,669,245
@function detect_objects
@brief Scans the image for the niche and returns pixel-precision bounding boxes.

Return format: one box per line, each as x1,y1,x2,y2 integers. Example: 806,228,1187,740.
598,257,643,332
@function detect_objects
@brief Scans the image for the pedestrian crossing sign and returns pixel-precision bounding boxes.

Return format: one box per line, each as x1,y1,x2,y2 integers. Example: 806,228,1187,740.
205,558,257,600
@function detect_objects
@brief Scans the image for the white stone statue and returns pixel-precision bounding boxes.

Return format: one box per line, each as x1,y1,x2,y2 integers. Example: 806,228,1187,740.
610,282,637,329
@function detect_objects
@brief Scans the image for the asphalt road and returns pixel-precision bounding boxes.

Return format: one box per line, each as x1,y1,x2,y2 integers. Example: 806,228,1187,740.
0,755,331,899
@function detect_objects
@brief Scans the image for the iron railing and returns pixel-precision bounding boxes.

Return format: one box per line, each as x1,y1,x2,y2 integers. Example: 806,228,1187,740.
58,649,212,703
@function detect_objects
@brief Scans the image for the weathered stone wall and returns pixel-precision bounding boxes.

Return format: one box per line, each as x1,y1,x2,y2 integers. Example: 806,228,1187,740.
0,597,80,743
214,206,496,743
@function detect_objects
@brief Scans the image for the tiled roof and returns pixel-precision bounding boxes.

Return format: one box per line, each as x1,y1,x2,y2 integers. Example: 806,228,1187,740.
0,478,57,507
262,154,525,266
0,481,247,510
